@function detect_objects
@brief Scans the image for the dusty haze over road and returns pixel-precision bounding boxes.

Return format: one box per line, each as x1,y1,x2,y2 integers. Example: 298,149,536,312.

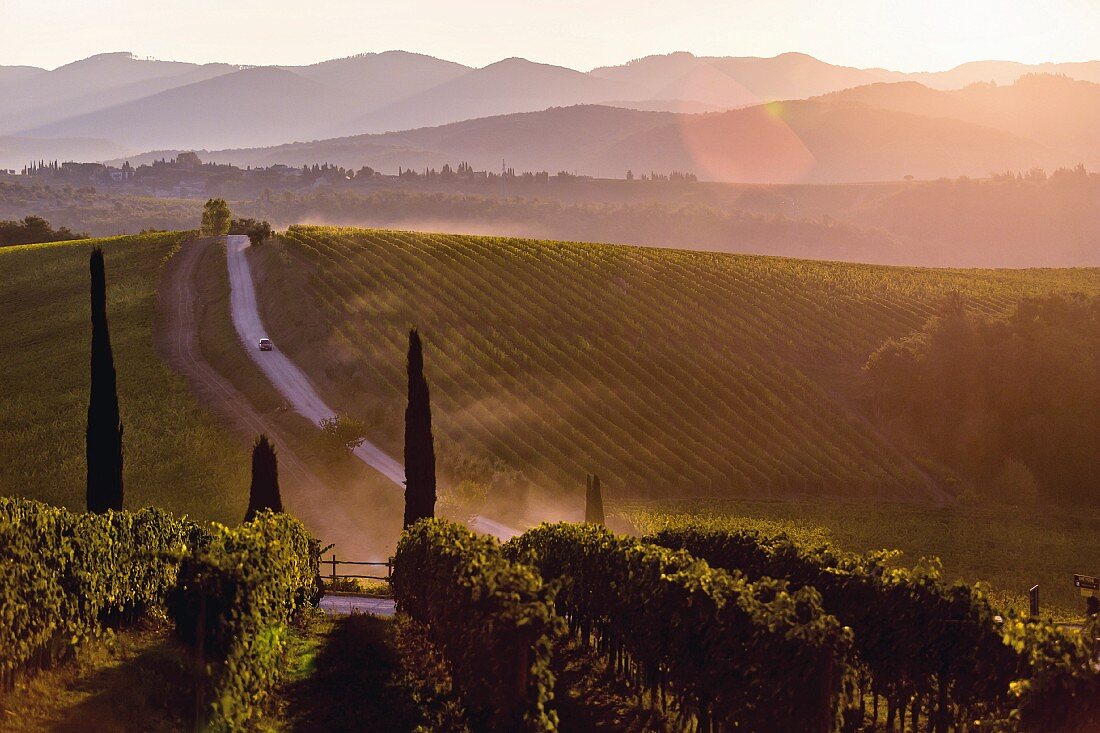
225,234,407,484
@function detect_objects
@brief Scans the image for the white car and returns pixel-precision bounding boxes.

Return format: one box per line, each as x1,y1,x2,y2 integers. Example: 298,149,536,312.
258,338,274,352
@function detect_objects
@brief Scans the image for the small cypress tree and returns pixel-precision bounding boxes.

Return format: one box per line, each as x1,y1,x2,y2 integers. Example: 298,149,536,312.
245,434,282,522
403,328,436,527
86,247,123,513
585,473,605,525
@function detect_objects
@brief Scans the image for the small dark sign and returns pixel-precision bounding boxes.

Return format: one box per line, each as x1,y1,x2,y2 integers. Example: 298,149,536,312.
1073,574,1099,590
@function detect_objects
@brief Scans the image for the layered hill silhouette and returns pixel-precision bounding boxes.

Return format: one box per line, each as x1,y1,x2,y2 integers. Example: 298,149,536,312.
25,67,342,151
823,74,1100,165
117,74,1094,183
331,57,645,136
3,49,1099,171
589,51,881,109
0,52,238,133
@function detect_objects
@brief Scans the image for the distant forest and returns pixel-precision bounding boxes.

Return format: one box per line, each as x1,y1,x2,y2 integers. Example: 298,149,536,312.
1,166,1097,266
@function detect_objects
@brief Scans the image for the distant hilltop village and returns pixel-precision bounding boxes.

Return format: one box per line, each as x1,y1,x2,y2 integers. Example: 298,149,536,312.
3,152,698,200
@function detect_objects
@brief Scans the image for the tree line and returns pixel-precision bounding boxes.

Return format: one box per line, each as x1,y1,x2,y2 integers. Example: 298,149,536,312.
864,293,1100,504
0,215,87,247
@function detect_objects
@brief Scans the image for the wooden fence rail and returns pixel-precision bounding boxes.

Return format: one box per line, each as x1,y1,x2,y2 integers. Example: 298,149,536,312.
320,554,393,582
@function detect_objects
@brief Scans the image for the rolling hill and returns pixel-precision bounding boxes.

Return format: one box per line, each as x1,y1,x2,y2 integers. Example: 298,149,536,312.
159,105,676,172
868,58,1100,89
0,233,248,521
594,98,1063,182
331,57,646,136
20,67,344,152
824,74,1100,166
252,226,1100,505
286,50,470,114
590,51,882,109
132,93,1069,182
0,52,239,132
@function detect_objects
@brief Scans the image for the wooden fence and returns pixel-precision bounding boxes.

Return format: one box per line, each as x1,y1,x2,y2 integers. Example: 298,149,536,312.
320,554,393,582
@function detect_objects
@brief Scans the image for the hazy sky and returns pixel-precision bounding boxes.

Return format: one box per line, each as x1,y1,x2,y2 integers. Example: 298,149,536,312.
1,0,1097,71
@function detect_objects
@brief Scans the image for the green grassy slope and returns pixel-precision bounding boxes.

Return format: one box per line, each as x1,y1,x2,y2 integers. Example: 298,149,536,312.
257,225,1100,502
0,233,248,522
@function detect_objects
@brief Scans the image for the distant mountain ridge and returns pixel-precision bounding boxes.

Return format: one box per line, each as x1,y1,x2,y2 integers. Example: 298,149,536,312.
111,74,1095,184
2,50,1098,177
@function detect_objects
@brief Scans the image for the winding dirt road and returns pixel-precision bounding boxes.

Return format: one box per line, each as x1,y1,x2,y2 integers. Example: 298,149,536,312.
225,235,519,539
163,234,515,544
157,236,383,554
225,234,406,484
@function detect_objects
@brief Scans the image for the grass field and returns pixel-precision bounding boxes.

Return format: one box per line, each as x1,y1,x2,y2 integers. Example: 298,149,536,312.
625,501,1100,616
256,225,1100,504
0,233,249,522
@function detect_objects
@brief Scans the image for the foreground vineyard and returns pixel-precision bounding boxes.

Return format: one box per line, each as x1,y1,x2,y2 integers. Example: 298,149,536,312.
5,497,1097,731
260,226,1100,501
0,498,319,729
390,518,1100,732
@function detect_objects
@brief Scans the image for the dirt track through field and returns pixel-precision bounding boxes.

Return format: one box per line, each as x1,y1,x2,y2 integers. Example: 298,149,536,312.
224,234,406,483
157,236,378,553
223,234,519,540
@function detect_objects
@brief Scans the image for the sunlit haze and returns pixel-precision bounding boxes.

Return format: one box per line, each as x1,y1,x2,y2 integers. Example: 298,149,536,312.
1,0,1097,70
3,0,1100,727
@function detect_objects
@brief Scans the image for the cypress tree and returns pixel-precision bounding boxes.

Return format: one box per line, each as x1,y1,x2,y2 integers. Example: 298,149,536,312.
245,434,282,522
403,328,436,527
86,247,123,513
585,473,605,525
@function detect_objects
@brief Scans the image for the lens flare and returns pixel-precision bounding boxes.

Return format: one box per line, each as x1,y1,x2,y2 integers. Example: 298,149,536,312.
677,100,817,183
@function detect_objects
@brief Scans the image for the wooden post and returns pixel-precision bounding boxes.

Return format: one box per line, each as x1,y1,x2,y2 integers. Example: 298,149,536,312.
193,589,206,733
1029,584,1040,618
331,554,337,582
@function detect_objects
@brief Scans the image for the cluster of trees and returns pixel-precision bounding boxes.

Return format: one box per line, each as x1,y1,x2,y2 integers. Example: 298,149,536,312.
228,216,273,246
864,293,1100,504
625,169,698,181
397,161,560,182
201,199,273,245
200,198,231,235
0,215,87,247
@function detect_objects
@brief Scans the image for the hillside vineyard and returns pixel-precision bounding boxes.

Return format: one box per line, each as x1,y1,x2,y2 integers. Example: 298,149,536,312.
267,226,1099,501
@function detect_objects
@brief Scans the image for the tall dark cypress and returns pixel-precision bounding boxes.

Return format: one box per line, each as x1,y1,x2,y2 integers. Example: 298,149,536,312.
585,473,605,525
86,247,123,513
403,328,436,527
245,434,282,522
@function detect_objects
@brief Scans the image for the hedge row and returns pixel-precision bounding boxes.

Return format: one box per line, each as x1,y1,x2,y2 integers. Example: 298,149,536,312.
649,526,1028,730
168,511,321,731
0,497,193,689
392,519,561,733
504,523,853,733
